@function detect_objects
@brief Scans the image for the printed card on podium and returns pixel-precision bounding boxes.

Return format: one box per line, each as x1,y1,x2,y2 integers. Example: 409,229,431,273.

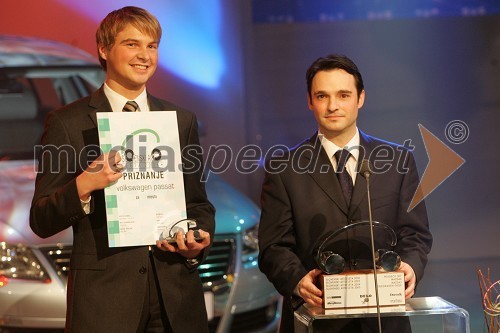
97,111,186,247
320,270,405,309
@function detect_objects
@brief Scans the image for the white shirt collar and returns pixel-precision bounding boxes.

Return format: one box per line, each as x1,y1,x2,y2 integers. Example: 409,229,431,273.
103,83,149,112
318,128,361,163
318,129,361,184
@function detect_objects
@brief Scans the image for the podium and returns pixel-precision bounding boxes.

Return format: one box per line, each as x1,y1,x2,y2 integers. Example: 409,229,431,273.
294,296,470,333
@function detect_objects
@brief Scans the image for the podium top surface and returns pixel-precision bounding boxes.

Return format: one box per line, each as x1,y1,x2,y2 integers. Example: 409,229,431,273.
294,296,469,320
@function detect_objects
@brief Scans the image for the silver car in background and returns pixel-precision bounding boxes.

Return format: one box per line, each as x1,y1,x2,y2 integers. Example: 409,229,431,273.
0,35,280,333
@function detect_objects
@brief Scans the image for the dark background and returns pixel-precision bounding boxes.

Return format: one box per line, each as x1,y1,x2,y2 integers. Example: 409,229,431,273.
2,1,498,331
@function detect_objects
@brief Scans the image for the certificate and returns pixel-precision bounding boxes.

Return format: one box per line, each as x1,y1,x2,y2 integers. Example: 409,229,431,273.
97,111,186,247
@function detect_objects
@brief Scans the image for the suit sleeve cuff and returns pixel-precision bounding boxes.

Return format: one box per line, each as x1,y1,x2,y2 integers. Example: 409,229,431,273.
80,196,92,214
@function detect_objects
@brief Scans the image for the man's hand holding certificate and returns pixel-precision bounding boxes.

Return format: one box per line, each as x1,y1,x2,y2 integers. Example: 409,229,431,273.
96,111,203,248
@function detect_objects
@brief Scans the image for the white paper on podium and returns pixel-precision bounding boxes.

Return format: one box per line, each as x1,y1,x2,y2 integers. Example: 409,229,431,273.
97,111,186,247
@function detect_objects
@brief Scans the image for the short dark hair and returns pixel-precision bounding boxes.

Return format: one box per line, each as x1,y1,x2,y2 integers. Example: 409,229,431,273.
96,6,162,70
306,54,364,99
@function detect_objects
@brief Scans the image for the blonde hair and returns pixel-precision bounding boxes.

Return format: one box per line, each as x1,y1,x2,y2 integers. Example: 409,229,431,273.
96,6,162,70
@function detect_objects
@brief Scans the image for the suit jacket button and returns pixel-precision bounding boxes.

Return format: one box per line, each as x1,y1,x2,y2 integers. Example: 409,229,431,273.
139,266,147,274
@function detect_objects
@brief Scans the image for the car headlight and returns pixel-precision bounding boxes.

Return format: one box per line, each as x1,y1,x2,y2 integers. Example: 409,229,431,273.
0,242,50,283
242,223,259,254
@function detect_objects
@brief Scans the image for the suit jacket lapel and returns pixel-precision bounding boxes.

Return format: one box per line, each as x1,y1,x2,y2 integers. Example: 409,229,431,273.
349,169,366,218
348,131,375,217
87,86,112,128
148,94,164,111
302,133,350,215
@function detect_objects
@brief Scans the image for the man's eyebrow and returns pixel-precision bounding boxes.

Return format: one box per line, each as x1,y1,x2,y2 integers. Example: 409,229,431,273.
313,88,353,93
119,38,159,45
119,38,139,44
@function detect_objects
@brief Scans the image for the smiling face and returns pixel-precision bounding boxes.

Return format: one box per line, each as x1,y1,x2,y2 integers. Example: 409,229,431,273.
308,69,365,146
99,24,158,99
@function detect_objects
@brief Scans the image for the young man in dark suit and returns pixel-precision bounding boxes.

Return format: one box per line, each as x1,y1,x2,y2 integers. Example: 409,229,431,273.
258,54,432,332
30,6,215,333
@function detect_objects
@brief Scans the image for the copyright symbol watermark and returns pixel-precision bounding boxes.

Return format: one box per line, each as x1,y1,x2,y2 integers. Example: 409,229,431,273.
445,120,469,144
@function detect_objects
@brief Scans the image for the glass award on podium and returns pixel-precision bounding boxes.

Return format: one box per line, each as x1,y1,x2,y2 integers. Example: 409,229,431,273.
313,221,405,309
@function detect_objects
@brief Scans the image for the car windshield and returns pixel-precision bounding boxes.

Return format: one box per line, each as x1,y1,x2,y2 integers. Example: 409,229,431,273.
0,66,104,161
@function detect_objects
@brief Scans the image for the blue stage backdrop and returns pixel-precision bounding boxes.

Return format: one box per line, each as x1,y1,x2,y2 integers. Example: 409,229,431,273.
253,0,500,23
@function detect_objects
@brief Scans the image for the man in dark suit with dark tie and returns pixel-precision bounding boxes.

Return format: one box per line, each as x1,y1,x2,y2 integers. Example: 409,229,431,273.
30,6,215,333
258,54,432,332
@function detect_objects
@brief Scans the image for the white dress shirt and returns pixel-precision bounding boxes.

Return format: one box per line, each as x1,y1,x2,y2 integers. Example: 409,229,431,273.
103,83,150,112
318,129,361,185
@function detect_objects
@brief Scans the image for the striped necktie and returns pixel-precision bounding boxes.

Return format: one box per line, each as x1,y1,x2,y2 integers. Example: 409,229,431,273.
334,149,353,206
123,100,139,112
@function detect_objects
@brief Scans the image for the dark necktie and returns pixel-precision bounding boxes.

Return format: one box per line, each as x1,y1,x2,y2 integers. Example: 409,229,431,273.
123,100,139,112
334,149,353,206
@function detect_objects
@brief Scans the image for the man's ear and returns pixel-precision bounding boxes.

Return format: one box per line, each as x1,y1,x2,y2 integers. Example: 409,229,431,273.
357,90,366,109
98,45,108,61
